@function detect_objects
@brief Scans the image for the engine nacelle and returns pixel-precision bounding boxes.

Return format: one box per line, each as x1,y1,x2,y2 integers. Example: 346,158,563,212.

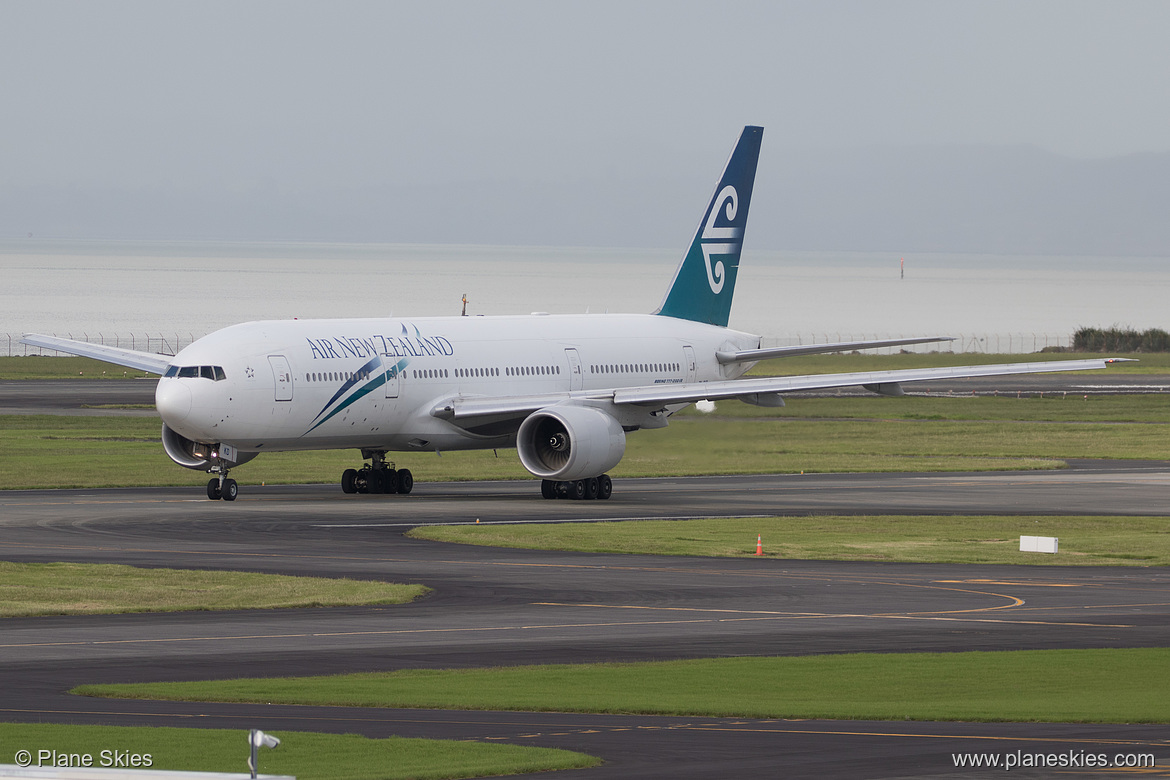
516,405,626,481
161,423,257,470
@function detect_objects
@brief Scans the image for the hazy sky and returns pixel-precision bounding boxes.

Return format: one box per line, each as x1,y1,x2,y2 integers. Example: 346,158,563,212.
4,1,1170,247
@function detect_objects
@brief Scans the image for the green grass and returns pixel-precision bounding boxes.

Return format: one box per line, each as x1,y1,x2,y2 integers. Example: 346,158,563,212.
0,562,428,617
626,416,1168,473
0,723,598,780
3,396,1168,489
680,392,1170,422
72,648,1170,723
408,515,1170,566
0,414,362,489
0,356,156,379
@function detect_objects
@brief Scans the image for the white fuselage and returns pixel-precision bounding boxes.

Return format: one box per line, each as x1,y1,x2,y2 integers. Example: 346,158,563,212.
155,313,760,455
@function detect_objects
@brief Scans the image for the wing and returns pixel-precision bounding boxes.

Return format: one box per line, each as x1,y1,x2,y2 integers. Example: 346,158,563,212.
613,358,1131,405
20,333,172,375
432,357,1130,424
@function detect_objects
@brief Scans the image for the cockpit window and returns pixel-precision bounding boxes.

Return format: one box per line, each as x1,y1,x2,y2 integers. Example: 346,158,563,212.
168,365,227,381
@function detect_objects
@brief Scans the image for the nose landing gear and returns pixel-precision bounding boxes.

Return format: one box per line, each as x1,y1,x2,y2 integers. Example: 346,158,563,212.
205,457,238,501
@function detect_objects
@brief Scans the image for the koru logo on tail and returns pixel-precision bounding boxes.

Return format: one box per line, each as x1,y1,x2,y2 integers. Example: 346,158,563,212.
700,185,741,294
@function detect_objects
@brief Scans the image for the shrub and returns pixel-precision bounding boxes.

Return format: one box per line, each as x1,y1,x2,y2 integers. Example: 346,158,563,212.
1072,327,1170,352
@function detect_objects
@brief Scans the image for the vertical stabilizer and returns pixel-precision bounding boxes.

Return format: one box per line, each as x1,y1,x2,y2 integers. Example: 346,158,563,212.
654,125,763,327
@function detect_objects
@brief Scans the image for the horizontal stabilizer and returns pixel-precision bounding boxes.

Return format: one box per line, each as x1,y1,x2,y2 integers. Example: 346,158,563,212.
716,336,955,364
20,333,172,374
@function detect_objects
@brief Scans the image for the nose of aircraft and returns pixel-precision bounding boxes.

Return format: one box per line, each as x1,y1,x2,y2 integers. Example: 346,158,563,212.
155,380,192,423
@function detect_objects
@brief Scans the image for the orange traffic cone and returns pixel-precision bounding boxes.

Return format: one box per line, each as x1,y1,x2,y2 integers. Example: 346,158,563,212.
754,534,763,556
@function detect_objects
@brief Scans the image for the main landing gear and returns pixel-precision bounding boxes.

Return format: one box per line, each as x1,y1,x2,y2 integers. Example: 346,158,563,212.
541,474,613,500
341,450,413,495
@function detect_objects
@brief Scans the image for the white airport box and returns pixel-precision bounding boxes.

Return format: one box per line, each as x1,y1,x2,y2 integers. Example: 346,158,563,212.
1019,535,1058,553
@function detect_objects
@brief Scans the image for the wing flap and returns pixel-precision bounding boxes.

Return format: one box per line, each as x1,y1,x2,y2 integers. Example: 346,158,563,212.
716,336,955,364
431,392,612,421
20,333,172,375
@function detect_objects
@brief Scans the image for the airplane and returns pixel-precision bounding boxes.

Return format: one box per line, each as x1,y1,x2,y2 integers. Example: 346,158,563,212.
22,126,1127,502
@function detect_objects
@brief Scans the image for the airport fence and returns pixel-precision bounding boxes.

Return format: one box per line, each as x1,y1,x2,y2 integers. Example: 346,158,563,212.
2,331,1072,358
3,332,198,358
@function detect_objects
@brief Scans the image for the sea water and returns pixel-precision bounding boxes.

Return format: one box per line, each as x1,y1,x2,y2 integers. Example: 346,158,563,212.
2,239,1167,354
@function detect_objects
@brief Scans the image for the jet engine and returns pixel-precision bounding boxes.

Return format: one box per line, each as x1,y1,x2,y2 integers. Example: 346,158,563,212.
161,423,257,470
516,405,626,481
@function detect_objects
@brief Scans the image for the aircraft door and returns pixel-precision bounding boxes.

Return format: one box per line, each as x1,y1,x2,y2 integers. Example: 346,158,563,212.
383,356,401,399
683,345,697,383
564,348,583,391
268,355,293,401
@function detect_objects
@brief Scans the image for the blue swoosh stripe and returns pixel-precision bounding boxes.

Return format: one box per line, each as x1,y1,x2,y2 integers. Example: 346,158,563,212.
305,373,386,434
304,357,408,435
311,355,385,424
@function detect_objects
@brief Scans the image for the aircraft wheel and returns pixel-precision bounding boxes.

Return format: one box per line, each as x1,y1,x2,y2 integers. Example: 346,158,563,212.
597,474,613,500
568,479,586,500
206,478,222,501
541,479,557,499
384,468,399,494
341,468,358,494
583,477,600,500
222,478,239,502
396,468,414,495
368,470,385,494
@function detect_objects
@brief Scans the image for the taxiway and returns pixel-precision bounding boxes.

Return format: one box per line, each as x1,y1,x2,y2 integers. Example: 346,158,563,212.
2,471,1169,778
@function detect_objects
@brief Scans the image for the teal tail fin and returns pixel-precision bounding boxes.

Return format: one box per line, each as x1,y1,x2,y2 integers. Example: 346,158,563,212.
654,126,763,327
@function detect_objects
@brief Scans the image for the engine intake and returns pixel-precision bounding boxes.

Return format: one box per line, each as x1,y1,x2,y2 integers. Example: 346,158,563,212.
162,423,256,470
517,406,626,481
